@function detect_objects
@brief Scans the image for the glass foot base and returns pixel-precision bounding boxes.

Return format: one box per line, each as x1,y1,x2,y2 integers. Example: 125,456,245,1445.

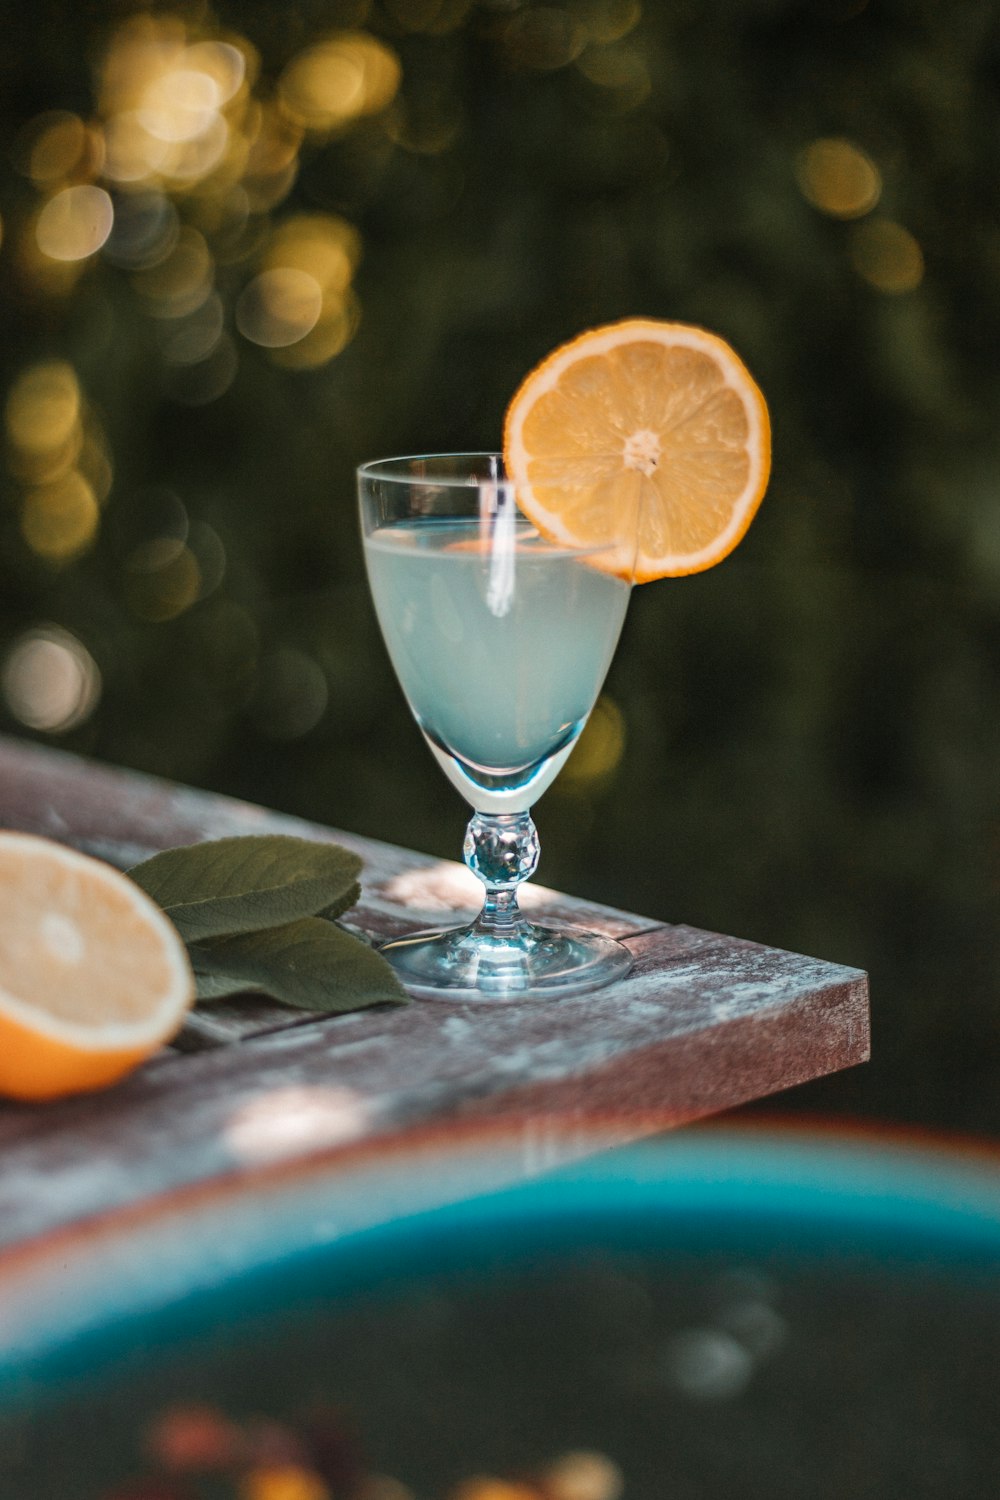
378,922,633,1002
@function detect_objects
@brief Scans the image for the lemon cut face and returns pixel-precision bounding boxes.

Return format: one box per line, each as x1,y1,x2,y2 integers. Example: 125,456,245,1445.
503,319,771,581
0,832,194,1100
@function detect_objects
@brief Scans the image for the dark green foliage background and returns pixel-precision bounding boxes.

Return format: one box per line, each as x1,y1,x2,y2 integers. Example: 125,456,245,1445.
2,0,998,1133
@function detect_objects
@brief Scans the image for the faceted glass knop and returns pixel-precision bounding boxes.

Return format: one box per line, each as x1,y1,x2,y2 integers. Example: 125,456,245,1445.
464,811,539,889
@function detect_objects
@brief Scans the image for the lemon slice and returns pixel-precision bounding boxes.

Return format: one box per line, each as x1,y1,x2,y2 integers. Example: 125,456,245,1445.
0,832,194,1100
503,318,771,580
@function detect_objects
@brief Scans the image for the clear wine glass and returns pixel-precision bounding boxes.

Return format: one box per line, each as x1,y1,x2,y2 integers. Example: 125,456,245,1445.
359,453,635,1000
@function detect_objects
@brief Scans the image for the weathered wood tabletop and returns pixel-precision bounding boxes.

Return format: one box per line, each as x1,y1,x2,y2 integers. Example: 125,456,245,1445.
0,734,869,1262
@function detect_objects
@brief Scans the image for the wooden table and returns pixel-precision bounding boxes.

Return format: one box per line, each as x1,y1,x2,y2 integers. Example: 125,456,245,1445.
0,735,869,1265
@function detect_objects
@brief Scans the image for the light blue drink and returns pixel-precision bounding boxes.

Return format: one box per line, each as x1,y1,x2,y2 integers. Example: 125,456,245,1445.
364,517,630,812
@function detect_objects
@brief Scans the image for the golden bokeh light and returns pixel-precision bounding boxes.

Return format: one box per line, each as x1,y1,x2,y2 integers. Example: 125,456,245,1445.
133,225,213,316
162,291,225,364
36,185,115,262
189,124,252,201
243,101,304,178
5,362,114,524
16,244,83,297
78,427,114,502
264,213,361,295
268,293,359,369
577,0,642,44
241,103,304,212
450,1481,539,1500
850,218,925,293
102,111,175,184
165,335,238,406
187,521,227,596
139,66,223,143
102,191,180,269
13,10,373,339
7,428,82,486
387,95,463,154
542,1452,623,1500
166,113,231,182
2,626,102,734
125,538,202,621
279,43,366,133
503,7,586,70
184,40,250,105
190,183,253,246
12,13,373,380
238,1463,331,1500
21,471,101,562
278,33,401,135
796,137,881,219
237,268,324,348
5,361,81,458
96,17,257,196
18,112,104,186
382,0,472,35
245,213,362,366
98,13,189,117
559,695,626,788
577,42,651,107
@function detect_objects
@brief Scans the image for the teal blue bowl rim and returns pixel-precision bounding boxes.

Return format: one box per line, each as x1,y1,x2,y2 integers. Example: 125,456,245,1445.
4,1123,1000,1406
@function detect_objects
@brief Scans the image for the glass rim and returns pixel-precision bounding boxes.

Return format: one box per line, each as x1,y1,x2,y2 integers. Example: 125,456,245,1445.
357,452,512,487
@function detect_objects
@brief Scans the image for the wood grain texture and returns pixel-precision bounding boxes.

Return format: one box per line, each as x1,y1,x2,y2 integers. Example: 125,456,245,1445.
0,735,870,1256
0,735,651,1044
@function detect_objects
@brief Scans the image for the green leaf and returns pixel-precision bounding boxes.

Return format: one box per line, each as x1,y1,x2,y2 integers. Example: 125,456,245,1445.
193,970,252,1003
128,835,363,944
189,917,409,1011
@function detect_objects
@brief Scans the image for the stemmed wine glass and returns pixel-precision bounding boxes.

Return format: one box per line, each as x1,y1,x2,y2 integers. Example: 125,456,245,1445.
359,453,635,1000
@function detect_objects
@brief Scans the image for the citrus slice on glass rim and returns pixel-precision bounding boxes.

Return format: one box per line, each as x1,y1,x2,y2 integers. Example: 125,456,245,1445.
503,318,771,581
0,832,194,1100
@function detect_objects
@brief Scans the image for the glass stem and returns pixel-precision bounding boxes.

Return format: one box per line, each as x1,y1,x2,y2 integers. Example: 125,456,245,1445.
463,811,539,937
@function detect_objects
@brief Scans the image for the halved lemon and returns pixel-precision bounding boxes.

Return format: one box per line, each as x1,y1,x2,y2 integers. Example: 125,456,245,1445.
503,318,771,580
0,832,194,1101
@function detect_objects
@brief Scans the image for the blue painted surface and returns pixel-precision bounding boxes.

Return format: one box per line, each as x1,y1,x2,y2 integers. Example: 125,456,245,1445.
4,1128,1000,1407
